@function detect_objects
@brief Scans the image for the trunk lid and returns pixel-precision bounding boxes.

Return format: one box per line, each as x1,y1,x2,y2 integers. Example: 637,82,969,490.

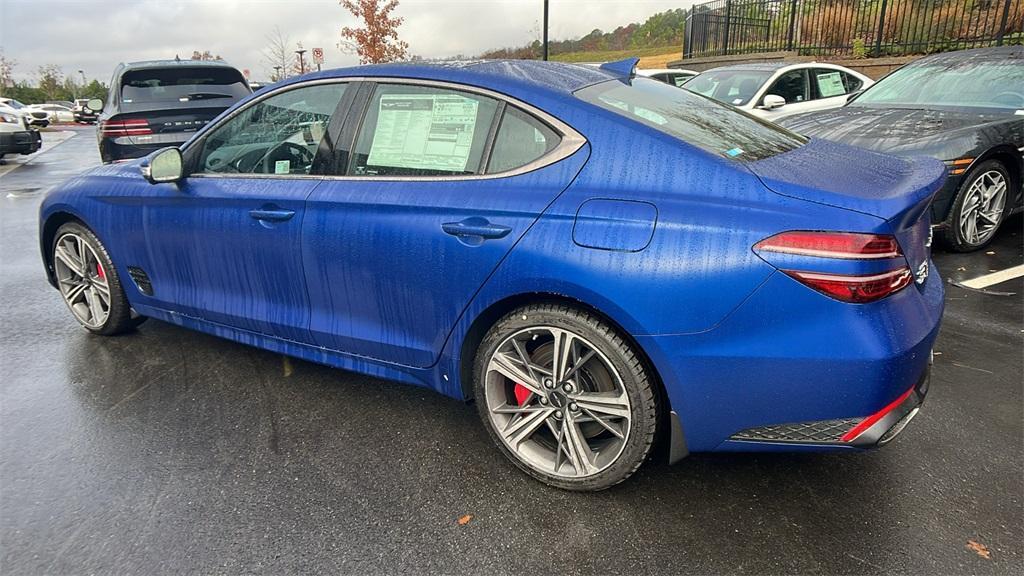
748,137,944,284
747,137,945,223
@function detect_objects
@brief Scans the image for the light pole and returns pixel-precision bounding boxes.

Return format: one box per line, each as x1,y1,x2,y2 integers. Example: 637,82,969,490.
77,69,86,99
295,49,307,75
273,65,282,81
542,0,549,61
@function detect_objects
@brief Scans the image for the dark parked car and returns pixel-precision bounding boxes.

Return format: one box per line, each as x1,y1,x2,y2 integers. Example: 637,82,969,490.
781,46,1023,252
95,59,251,162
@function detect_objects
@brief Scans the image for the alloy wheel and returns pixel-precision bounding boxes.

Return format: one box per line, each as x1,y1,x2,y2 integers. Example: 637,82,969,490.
959,169,1007,246
53,233,111,328
484,326,631,478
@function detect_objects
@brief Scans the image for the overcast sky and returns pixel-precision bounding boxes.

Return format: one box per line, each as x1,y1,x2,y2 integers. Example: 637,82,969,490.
1,0,691,83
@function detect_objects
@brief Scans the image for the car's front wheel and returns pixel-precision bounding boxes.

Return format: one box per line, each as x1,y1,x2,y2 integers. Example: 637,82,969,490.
941,159,1011,252
474,304,659,491
52,222,139,335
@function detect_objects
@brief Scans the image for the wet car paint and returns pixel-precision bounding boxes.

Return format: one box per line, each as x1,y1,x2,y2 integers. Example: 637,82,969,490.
39,61,946,455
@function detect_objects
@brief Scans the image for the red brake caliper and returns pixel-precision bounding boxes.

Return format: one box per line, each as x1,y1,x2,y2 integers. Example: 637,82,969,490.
513,383,531,406
96,263,105,280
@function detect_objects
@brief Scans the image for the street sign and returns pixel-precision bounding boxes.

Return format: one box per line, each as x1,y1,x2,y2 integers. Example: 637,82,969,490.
312,48,324,65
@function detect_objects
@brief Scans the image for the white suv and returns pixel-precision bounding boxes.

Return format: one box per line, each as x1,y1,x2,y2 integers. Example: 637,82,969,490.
0,103,42,161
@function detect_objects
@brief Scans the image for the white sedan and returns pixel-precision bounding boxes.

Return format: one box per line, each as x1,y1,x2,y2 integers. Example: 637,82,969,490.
682,62,874,122
26,104,75,123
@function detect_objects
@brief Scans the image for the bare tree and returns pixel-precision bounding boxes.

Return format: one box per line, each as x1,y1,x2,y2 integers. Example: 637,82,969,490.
0,49,15,94
338,0,409,64
262,26,292,81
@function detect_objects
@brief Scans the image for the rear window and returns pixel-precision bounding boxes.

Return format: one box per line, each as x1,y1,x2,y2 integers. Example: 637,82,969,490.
577,78,807,161
120,66,250,104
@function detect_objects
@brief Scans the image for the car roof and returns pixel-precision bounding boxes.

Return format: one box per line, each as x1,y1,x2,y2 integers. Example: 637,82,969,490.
276,59,621,96
121,59,242,71
910,45,1022,65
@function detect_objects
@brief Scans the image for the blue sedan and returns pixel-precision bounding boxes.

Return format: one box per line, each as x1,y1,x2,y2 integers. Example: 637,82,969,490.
39,58,945,490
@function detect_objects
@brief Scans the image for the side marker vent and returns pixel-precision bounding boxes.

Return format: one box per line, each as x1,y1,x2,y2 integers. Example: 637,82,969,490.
127,266,153,296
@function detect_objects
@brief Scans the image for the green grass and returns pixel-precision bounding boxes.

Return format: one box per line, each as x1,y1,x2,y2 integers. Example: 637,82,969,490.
549,45,680,63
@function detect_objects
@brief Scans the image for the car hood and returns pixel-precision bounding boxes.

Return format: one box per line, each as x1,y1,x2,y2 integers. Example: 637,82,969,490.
779,106,1014,155
747,137,946,227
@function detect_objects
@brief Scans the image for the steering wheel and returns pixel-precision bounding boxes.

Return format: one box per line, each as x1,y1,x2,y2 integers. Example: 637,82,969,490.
259,141,316,174
991,91,1024,107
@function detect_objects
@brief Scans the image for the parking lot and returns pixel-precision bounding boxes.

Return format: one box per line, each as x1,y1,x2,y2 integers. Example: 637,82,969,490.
1,127,1021,574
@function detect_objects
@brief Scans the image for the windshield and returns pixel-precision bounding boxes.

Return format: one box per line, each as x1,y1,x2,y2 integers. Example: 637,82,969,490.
852,57,1024,111
577,77,806,161
120,66,250,104
682,69,773,106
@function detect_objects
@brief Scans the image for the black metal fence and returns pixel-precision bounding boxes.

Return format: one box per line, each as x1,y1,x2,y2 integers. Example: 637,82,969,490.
683,0,1024,58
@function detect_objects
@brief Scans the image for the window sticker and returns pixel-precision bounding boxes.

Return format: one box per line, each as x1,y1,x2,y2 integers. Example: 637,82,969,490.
725,147,744,157
366,93,479,172
816,72,846,98
274,160,290,174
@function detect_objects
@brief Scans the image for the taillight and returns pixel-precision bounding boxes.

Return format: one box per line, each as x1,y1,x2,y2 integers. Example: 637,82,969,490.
99,118,152,137
755,231,901,259
755,231,911,304
784,268,913,304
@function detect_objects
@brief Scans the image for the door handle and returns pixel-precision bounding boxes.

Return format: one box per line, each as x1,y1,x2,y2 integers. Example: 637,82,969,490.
249,208,295,222
441,218,512,240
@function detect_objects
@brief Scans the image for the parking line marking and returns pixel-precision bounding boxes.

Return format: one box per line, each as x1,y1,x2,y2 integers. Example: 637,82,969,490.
959,264,1024,289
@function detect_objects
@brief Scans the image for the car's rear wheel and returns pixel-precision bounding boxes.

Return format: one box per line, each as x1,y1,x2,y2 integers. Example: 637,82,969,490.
941,159,1010,252
474,304,658,491
52,222,138,335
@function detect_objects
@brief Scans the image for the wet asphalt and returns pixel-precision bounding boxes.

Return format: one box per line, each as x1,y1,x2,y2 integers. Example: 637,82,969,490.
1,127,1021,575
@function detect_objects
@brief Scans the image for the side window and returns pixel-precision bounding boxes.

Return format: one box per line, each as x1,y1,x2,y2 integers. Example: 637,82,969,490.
487,106,561,174
197,83,346,175
351,84,499,177
765,69,808,104
812,68,849,99
841,72,864,93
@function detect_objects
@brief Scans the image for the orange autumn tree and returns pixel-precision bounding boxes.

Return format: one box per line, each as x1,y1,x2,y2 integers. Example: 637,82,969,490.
339,0,409,64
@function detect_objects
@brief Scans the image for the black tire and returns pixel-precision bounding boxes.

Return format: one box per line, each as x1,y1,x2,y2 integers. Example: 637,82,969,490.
940,159,1012,252
52,222,138,335
473,303,659,491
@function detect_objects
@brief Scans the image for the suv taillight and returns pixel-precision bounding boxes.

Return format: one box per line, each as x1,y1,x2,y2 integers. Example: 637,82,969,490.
755,231,911,304
100,118,152,137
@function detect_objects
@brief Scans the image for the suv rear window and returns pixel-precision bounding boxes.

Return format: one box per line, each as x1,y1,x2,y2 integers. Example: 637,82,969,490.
120,66,250,104
576,78,807,161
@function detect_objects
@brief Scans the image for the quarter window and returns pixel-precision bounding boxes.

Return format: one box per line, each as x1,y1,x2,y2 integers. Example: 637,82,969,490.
841,72,864,93
197,83,347,175
487,106,560,174
351,84,499,177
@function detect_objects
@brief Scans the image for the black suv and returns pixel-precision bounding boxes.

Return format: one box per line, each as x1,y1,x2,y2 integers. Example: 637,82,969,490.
96,60,251,163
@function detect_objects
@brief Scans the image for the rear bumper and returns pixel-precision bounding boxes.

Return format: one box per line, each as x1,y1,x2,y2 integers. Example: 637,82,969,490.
726,365,929,449
0,129,42,155
638,263,944,455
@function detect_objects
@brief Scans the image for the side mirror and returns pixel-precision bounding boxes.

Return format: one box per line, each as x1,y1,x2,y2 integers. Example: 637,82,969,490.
760,94,786,110
140,147,183,184
86,98,103,112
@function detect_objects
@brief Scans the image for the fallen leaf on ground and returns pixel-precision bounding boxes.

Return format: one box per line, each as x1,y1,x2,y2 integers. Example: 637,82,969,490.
282,356,293,377
457,514,473,526
966,540,991,559
985,251,995,255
